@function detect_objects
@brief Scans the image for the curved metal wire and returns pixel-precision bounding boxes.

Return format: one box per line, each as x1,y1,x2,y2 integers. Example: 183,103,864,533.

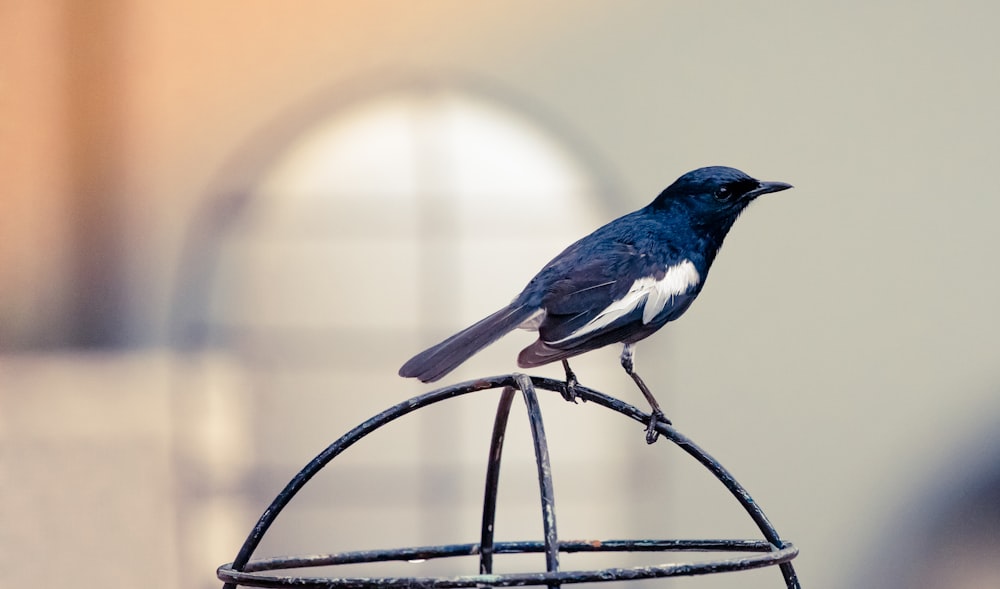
479,379,560,584
218,374,800,588
478,386,515,575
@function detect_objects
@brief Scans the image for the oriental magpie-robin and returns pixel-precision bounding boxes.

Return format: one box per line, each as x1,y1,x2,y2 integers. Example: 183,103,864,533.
399,166,792,442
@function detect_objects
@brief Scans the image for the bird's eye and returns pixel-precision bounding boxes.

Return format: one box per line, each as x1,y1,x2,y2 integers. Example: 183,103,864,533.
714,186,733,201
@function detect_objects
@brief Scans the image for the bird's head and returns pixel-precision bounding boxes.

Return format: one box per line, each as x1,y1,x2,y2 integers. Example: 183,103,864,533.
650,166,792,227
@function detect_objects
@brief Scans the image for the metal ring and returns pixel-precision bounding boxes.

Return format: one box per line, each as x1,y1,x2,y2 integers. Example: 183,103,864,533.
218,540,798,587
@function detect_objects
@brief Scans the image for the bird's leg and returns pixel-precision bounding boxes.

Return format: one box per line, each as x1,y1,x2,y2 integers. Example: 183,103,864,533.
620,344,670,444
560,359,579,403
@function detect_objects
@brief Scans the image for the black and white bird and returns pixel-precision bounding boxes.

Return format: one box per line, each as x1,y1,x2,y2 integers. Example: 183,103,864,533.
399,166,792,442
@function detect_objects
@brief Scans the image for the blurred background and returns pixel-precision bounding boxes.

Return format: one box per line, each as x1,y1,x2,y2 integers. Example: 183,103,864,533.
2,1,999,588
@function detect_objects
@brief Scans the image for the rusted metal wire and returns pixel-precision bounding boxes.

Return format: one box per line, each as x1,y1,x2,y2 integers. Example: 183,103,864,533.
218,374,800,588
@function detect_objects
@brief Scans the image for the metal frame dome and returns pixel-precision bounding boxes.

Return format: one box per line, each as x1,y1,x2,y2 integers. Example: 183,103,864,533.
217,374,800,588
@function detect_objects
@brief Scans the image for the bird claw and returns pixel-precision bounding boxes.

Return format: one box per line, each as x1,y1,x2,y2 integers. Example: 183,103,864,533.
644,410,670,444
561,375,579,403
560,360,581,403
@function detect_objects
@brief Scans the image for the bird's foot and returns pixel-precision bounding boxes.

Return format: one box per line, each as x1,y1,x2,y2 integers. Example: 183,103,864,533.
561,373,579,403
644,410,671,444
560,359,581,403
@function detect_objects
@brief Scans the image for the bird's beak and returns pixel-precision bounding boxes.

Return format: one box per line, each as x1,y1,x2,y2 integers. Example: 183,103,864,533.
747,180,793,199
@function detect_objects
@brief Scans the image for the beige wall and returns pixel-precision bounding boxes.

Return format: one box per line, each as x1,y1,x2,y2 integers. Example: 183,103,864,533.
4,2,1000,588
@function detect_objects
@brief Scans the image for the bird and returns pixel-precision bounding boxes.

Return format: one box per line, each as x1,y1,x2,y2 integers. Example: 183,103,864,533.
399,166,792,443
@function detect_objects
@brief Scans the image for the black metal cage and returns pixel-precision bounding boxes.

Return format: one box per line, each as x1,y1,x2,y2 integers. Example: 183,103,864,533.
217,374,800,588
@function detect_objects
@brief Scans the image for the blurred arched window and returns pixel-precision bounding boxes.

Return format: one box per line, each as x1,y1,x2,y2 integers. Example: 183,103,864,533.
174,82,660,584
215,89,608,360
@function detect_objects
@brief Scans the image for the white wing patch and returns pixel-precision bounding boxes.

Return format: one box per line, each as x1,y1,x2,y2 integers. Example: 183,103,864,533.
641,259,701,323
518,308,546,330
548,260,700,345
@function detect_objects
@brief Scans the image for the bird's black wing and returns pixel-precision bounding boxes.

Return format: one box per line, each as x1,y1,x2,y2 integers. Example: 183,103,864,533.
526,227,701,356
536,241,642,344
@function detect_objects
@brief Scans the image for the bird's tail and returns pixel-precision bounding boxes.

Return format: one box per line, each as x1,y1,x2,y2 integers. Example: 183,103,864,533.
399,304,538,383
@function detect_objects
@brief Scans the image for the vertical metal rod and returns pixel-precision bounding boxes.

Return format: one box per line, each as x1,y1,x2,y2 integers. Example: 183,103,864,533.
514,374,560,588
780,557,801,588
479,386,517,575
